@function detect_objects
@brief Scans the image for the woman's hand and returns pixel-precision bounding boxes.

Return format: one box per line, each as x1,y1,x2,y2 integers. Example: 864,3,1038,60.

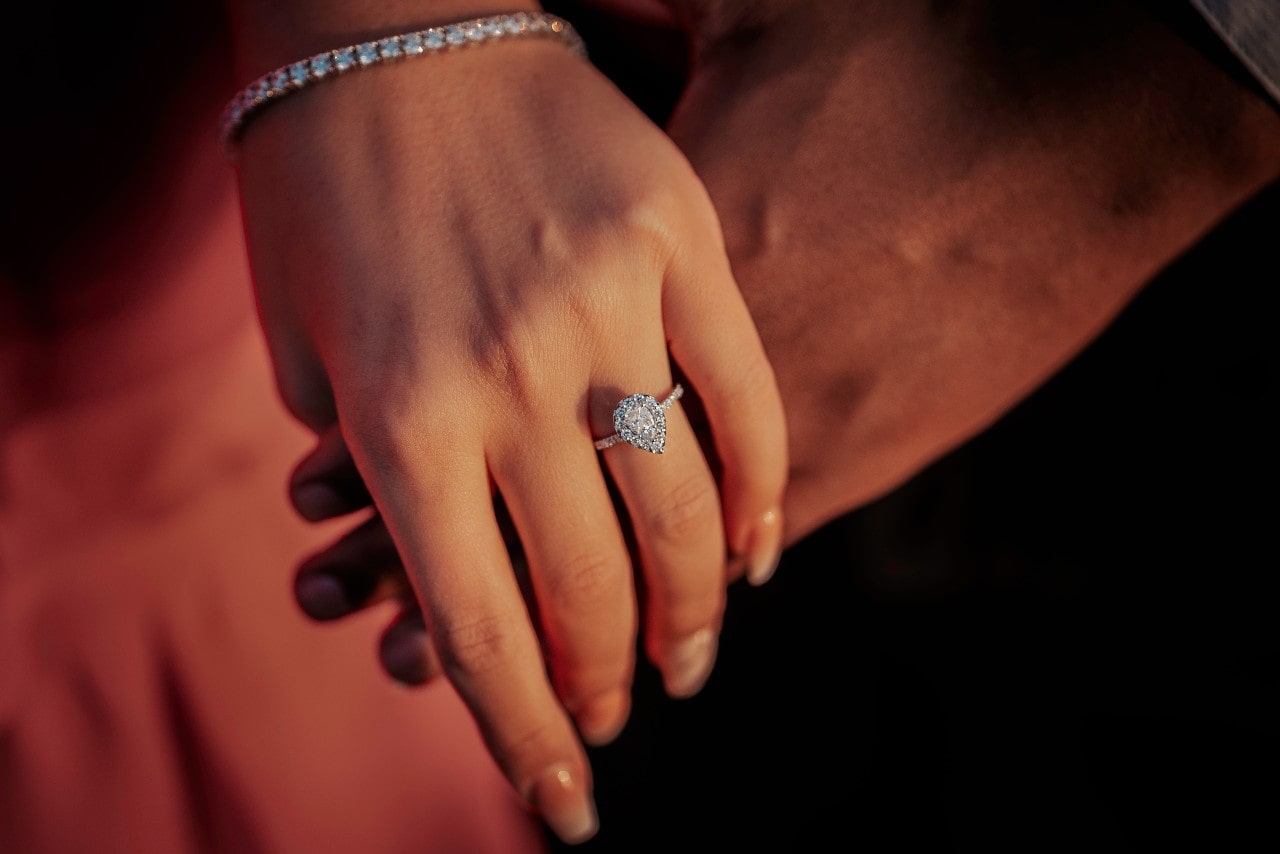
231,17,786,845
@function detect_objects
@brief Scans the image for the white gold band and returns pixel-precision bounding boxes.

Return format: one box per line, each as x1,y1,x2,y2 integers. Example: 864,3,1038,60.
217,12,587,154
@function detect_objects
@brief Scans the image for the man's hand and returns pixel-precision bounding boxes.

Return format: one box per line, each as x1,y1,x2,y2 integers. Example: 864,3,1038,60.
672,0,1280,543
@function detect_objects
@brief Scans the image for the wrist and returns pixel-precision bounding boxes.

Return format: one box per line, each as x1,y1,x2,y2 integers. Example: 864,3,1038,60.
219,10,584,154
226,1,543,79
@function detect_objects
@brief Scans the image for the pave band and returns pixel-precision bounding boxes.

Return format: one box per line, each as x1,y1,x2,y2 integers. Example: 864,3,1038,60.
217,12,587,154
594,385,684,455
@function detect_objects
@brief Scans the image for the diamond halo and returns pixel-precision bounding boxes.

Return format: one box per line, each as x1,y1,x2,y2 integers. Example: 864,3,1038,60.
594,385,684,454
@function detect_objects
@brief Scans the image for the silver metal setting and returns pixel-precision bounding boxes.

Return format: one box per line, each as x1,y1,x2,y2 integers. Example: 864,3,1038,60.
217,12,588,154
594,384,684,454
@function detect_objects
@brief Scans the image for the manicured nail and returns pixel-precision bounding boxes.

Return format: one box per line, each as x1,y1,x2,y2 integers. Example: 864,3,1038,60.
531,764,598,845
295,572,350,620
662,628,718,699
575,689,631,747
291,480,351,522
746,508,782,587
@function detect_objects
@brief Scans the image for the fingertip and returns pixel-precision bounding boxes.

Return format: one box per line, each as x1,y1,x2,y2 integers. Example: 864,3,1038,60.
745,507,783,587
531,764,599,846
575,688,631,747
379,612,436,686
294,571,351,620
660,627,718,699
291,480,353,522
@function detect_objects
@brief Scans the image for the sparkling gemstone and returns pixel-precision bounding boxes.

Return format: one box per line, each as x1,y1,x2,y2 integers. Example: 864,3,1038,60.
402,33,424,54
614,394,667,454
445,26,466,46
309,55,332,77
466,23,485,42
483,18,505,37
356,42,378,65
289,62,309,85
379,37,402,58
334,48,355,70
503,16,523,34
624,408,656,437
425,29,445,49
271,70,289,90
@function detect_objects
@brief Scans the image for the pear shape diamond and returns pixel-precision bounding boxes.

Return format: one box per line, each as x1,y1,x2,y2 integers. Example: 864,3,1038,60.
613,393,667,454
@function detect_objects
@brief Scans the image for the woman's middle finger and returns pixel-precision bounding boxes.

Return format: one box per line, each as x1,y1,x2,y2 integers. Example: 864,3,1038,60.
493,414,639,747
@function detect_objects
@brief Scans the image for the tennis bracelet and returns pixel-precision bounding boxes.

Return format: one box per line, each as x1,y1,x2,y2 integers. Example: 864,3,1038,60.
217,11,587,154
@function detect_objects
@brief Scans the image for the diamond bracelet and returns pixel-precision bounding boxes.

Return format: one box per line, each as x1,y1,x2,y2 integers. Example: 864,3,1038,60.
217,11,587,154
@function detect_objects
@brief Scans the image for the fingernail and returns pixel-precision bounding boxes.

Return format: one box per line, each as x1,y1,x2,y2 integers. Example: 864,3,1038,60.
746,508,782,587
576,689,631,747
662,627,718,699
295,572,350,620
292,480,352,522
531,764,598,845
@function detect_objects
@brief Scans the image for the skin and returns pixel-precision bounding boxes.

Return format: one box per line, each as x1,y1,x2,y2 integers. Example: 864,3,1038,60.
225,0,787,845
266,0,1280,845
672,0,1280,535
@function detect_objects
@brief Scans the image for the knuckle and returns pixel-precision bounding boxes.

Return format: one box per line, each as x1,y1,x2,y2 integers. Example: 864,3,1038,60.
339,383,470,484
433,610,524,686
341,407,420,478
645,474,721,544
618,188,683,264
570,183,685,274
542,549,626,613
337,363,419,436
525,216,577,272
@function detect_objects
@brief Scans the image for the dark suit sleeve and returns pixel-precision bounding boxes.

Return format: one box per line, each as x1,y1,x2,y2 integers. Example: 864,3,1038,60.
1190,0,1280,108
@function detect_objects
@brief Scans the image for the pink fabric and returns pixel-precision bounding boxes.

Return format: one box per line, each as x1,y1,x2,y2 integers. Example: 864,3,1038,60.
0,56,546,854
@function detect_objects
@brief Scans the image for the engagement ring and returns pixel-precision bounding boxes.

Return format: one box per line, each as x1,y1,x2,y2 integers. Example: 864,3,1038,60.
593,384,684,454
